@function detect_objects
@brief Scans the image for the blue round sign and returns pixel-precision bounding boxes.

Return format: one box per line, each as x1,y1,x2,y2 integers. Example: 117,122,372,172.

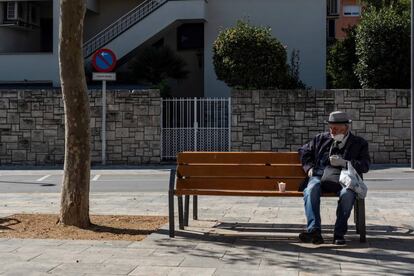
92,49,117,72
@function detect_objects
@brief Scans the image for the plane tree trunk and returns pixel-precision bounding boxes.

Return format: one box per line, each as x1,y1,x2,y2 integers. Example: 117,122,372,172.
58,0,91,228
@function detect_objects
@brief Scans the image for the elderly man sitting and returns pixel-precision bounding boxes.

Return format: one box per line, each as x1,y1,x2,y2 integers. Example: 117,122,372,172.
298,111,370,245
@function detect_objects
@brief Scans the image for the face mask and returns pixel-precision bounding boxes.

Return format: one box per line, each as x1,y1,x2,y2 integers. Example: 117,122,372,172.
332,134,345,142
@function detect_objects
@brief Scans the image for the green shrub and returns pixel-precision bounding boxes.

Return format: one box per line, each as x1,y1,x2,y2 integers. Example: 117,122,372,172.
354,7,410,88
362,0,410,12
129,46,188,96
327,27,360,89
213,20,303,89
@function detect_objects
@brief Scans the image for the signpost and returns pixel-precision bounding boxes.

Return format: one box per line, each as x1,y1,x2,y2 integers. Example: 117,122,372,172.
92,49,117,165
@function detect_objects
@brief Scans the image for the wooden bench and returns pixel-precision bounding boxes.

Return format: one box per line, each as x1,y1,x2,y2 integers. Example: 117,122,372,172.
168,152,366,242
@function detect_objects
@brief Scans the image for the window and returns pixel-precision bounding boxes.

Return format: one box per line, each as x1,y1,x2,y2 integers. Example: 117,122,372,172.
327,0,339,15
6,2,18,20
343,5,361,16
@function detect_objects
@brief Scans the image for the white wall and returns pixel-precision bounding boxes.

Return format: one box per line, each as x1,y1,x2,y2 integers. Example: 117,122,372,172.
204,0,326,97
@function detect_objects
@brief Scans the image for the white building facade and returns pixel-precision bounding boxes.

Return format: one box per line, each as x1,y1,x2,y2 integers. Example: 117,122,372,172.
0,0,326,97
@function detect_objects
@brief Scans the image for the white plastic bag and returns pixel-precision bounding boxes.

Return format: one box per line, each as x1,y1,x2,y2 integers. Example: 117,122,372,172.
339,161,368,199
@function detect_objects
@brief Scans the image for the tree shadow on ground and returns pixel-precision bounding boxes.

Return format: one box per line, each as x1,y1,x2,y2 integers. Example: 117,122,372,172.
0,217,20,230
88,223,157,236
214,222,414,237
155,222,414,275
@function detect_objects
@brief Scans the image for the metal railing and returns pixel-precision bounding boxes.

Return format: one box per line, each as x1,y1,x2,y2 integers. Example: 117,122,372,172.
83,0,168,58
161,97,231,159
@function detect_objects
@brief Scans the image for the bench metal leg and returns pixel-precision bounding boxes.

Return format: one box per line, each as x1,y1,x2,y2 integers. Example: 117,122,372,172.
193,195,198,220
168,169,176,238
168,190,175,237
178,196,184,230
184,195,190,226
357,198,366,243
354,200,360,234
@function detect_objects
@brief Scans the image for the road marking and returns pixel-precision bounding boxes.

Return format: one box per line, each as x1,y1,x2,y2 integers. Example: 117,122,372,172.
36,175,51,182
92,175,101,181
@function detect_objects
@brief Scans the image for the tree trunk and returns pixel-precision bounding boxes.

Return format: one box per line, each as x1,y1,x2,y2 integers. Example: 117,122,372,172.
59,0,90,228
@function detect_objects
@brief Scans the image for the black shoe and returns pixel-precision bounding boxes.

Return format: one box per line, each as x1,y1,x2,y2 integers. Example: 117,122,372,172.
299,231,313,243
333,236,346,245
299,229,324,244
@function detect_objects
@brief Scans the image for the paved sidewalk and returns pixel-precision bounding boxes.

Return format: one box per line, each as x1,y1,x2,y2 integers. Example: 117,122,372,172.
0,169,414,275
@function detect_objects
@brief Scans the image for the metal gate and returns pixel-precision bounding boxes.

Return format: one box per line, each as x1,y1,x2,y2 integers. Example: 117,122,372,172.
161,98,231,159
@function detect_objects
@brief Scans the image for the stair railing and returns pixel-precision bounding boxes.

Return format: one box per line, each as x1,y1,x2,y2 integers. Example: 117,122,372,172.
83,0,168,58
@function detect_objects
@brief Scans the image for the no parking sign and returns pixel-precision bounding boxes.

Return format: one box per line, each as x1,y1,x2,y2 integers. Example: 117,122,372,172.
92,48,117,73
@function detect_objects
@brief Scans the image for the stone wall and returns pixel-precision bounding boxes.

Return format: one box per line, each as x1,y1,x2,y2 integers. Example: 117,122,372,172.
1,89,411,165
0,89,160,166
231,89,411,164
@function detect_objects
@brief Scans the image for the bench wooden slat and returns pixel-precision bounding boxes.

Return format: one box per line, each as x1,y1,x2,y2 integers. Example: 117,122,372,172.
177,152,301,164
176,178,305,191
175,189,338,197
177,164,306,178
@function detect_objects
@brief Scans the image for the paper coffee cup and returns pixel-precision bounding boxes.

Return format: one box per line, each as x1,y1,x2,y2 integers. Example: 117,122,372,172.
278,182,286,192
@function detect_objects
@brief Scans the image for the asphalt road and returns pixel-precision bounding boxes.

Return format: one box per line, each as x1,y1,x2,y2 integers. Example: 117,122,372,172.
0,167,413,193
0,169,170,193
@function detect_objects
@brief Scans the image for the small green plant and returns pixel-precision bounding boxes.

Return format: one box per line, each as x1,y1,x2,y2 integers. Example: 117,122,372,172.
156,80,172,98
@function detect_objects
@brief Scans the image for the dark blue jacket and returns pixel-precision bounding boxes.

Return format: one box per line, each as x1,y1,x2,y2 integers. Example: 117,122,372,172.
298,132,370,188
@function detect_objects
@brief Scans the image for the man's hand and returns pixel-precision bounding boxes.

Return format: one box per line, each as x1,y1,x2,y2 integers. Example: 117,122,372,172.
330,155,347,167
307,168,313,177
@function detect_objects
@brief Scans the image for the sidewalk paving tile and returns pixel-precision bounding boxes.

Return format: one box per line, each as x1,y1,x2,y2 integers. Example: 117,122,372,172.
104,256,184,267
179,256,227,268
13,245,91,254
0,238,65,247
0,244,21,253
82,246,154,257
151,248,226,259
0,261,61,275
128,266,172,276
0,252,42,262
213,268,298,276
49,263,137,275
167,267,216,276
30,251,113,264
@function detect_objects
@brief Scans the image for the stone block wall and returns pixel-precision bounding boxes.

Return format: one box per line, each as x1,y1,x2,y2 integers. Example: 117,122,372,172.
0,89,160,165
231,89,411,164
